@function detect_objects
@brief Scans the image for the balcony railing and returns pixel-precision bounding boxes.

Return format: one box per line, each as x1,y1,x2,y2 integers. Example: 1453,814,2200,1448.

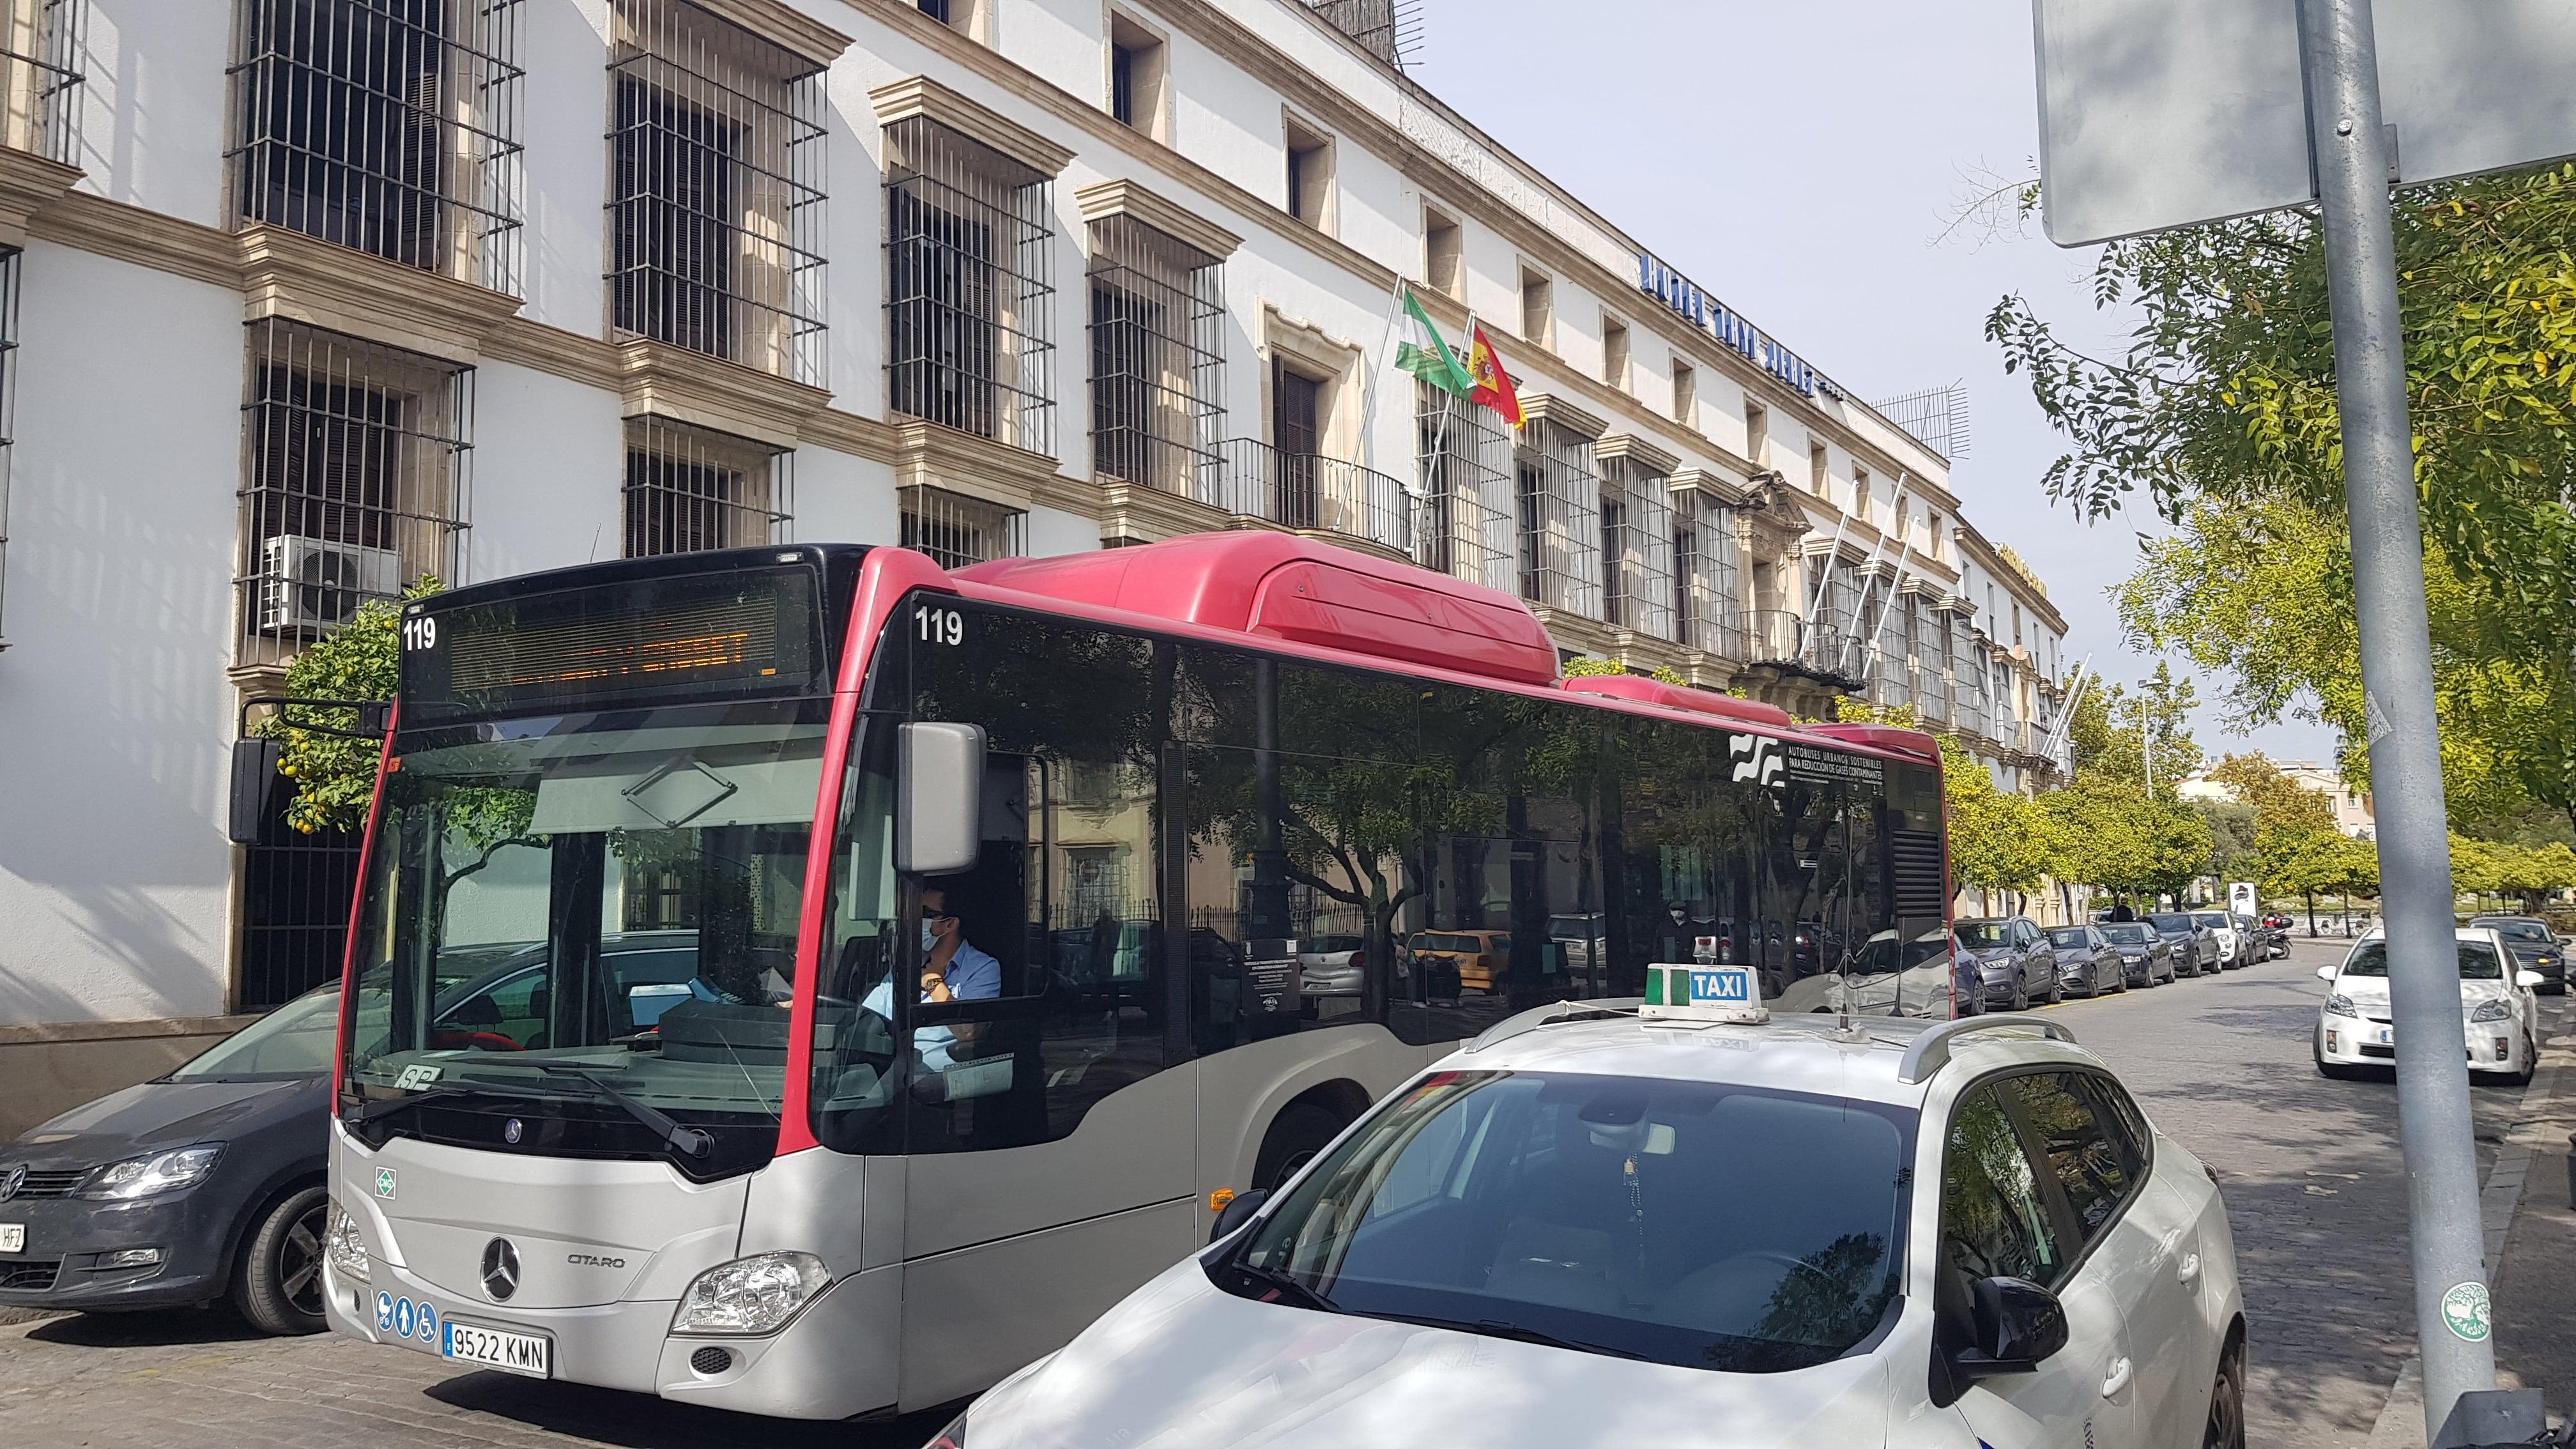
1747,609,1865,690
1209,438,1411,555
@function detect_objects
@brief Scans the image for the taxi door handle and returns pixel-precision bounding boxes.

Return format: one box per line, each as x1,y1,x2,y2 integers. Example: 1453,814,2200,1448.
2177,1252,2202,1285
2103,1357,2133,1398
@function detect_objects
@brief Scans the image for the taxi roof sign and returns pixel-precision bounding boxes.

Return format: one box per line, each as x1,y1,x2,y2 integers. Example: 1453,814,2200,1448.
1640,962,1768,1026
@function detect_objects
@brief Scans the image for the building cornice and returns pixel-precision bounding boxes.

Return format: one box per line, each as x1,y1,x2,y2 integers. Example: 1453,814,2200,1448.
870,74,1078,178
888,417,1091,519
1094,475,1237,545
236,224,523,364
0,148,82,247
1593,432,1680,475
1517,392,1605,441
1074,177,1241,263
691,0,855,67
615,339,831,448
1668,466,1753,509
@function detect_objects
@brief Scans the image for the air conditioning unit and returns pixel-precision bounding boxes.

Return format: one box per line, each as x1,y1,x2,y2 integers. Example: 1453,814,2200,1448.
257,535,402,635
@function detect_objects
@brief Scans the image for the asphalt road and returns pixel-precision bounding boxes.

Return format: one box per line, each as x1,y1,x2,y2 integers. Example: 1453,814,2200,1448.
0,934,2559,1448
2043,935,2568,1449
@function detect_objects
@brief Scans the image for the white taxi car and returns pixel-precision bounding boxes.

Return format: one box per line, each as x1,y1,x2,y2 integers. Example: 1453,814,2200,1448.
2315,926,2543,1084
929,972,2245,1449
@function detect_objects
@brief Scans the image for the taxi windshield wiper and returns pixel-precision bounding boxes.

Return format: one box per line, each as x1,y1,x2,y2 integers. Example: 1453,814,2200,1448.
531,1061,713,1160
1227,1260,1339,1314
1371,1312,1649,1361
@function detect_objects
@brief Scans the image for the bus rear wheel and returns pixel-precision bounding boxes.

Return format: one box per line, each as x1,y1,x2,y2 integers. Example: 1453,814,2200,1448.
1253,1103,1346,1192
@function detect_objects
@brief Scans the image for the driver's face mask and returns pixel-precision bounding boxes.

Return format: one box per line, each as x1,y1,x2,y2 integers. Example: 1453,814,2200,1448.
921,922,939,951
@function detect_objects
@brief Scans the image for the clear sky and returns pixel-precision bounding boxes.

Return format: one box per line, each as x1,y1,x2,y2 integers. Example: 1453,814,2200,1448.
1407,0,2342,770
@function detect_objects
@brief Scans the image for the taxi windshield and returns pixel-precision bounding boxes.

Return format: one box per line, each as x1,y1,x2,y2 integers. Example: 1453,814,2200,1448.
1218,1070,1915,1374
2340,941,2503,980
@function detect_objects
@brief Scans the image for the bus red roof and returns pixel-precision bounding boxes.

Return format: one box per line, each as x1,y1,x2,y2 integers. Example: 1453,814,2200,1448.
1802,721,1942,762
957,533,1561,685
1556,674,1796,726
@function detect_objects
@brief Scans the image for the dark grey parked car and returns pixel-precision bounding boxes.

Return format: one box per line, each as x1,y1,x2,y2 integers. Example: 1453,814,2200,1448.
1954,916,2059,1011
2147,912,2220,976
2097,920,2179,986
2045,924,2126,997
0,986,337,1333
2468,915,2566,995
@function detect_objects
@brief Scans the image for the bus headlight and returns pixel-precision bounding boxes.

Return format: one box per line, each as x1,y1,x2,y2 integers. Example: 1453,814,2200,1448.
671,1251,829,1336
324,1205,368,1284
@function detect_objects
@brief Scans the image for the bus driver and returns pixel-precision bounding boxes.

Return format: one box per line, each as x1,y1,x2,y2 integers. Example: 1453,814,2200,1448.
862,884,1000,1070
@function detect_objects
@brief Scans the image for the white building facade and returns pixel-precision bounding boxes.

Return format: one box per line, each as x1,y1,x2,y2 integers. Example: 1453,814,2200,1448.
0,0,2068,1101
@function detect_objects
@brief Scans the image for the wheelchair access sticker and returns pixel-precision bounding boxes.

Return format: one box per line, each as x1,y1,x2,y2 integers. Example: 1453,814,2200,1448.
375,1291,441,1344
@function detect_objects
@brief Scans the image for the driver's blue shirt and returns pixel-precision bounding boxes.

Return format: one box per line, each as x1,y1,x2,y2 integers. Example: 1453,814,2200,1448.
861,940,1001,1070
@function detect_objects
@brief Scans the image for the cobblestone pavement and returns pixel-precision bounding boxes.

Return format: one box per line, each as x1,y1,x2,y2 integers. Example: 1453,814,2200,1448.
1,935,2561,1448
2047,936,2569,1449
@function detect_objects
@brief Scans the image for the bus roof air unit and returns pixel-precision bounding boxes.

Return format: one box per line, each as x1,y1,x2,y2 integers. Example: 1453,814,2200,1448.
957,533,1561,686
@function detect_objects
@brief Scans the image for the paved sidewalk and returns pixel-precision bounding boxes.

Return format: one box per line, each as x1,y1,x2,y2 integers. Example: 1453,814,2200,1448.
2366,992,2576,1448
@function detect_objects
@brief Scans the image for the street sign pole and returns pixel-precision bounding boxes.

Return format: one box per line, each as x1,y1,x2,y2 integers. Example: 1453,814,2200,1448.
2294,0,2499,1439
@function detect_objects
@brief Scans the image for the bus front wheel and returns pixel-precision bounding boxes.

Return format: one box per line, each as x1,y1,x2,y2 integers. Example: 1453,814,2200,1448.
1253,1103,1346,1192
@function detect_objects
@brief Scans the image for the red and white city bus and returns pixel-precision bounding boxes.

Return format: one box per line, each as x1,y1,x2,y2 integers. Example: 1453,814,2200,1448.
321,532,1952,1418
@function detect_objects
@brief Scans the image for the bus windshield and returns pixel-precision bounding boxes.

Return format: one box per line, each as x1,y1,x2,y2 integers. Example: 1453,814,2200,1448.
340,702,828,1177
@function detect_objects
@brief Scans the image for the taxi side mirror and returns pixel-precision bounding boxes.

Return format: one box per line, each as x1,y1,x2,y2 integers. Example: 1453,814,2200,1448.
2517,970,2544,989
1209,1188,1269,1243
1957,1276,2067,1377
2316,965,2338,981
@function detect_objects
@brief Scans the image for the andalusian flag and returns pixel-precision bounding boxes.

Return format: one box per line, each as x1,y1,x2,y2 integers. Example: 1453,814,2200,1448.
1465,322,1524,427
1394,283,1475,397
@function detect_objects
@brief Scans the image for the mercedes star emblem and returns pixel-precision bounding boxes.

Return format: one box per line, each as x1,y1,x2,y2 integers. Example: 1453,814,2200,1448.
0,1165,23,1202
503,1117,523,1145
480,1238,521,1302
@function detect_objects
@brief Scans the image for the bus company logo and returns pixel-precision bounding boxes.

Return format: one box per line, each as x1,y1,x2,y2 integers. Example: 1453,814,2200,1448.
1728,734,1784,788
480,1238,522,1302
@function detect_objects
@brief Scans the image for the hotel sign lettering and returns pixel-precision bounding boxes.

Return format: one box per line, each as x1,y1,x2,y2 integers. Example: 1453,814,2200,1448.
1636,253,1841,402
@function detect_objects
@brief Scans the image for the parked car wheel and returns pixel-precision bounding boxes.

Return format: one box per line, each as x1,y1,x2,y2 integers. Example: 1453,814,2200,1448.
2205,1337,2247,1449
2044,972,2064,1006
231,1183,330,1336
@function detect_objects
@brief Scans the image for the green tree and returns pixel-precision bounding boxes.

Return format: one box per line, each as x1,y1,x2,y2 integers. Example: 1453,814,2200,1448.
259,581,427,834
2064,664,2201,799
1993,162,2576,831
1560,656,1688,686
2262,826,2380,934
2043,776,2211,907
2194,799,2257,884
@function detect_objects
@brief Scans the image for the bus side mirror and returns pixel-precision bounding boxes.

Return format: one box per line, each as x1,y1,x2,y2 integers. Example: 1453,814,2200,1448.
898,722,986,875
229,738,283,846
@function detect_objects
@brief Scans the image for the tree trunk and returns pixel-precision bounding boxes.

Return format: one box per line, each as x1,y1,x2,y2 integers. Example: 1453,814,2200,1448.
2304,890,2317,937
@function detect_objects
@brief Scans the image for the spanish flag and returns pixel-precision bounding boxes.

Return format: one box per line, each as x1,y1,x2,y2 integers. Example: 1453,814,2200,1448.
1465,323,1523,427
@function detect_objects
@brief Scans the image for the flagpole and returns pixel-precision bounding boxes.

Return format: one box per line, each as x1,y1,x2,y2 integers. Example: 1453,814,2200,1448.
1419,311,1478,574
1360,274,1407,473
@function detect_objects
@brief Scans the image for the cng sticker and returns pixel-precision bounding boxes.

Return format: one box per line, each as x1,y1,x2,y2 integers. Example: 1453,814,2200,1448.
374,1167,397,1199
2441,1282,2492,1342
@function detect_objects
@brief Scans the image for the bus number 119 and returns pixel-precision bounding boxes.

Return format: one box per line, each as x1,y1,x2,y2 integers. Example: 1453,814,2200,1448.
916,606,963,647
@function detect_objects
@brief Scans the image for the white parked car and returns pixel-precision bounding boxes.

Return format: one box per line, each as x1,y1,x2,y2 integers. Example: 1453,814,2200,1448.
933,995,2246,1449
2314,926,2543,1084
2188,910,2244,969
1296,934,1367,999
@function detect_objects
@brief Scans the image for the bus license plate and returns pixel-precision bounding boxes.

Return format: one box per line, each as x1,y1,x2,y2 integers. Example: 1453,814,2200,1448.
0,1224,22,1254
442,1319,550,1378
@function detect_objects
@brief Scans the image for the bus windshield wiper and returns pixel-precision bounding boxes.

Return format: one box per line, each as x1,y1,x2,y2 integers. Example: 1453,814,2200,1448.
1227,1261,1338,1313
532,1061,713,1160
344,1081,551,1126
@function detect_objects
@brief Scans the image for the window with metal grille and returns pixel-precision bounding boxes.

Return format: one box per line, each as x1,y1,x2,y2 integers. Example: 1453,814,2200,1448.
1598,454,1673,638
620,413,790,558
0,0,82,164
885,114,1055,454
1086,213,1221,494
236,319,473,668
900,483,1025,571
1512,418,1600,616
1413,379,1510,590
227,0,525,293
0,247,16,651
606,0,825,385
1671,493,1740,659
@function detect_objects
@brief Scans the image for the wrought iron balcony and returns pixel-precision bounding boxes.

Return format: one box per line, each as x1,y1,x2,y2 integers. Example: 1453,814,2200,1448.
1745,610,1866,691
1209,438,1412,555
2,0,83,165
